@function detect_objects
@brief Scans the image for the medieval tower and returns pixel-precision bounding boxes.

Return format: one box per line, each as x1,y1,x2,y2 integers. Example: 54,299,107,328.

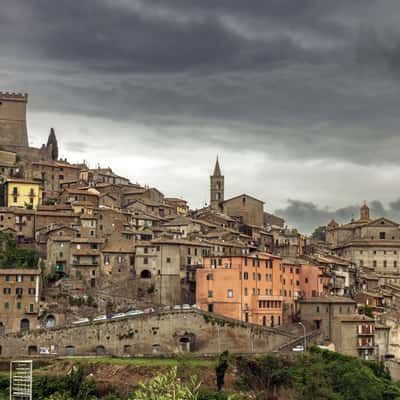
210,157,224,210
0,92,29,151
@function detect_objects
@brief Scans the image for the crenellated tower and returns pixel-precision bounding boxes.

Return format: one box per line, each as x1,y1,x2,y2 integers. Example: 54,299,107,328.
210,157,224,210
0,91,29,151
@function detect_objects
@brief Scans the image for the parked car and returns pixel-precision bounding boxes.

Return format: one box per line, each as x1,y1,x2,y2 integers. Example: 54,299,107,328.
144,307,155,314
72,318,89,325
39,347,50,355
111,313,126,319
93,315,107,322
182,304,191,310
292,345,304,352
125,310,144,316
173,305,181,310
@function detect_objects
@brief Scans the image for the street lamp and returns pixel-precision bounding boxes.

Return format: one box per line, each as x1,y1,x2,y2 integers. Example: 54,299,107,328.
298,322,306,351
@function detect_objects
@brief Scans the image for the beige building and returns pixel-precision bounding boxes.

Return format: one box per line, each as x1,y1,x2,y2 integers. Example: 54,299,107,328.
299,296,382,360
0,268,41,334
327,203,400,274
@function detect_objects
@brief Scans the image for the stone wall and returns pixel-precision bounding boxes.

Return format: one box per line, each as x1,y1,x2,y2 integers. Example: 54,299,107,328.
0,310,295,357
0,92,28,150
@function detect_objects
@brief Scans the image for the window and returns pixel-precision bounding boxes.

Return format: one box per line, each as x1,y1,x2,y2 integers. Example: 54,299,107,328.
305,278,308,283
3,288,10,295
187,247,191,255
166,257,171,263
395,261,398,268
208,304,214,313
380,232,386,240
316,306,320,313
16,288,23,296
360,260,364,267
30,276,35,282
373,260,377,268
4,302,9,310
29,304,34,313
206,273,214,281
144,247,148,254
244,272,248,280
16,302,21,310
16,275,23,283
244,288,248,296
104,255,110,265
28,288,36,295
227,289,233,298
144,257,148,265
208,291,213,298
384,260,387,268
5,276,9,282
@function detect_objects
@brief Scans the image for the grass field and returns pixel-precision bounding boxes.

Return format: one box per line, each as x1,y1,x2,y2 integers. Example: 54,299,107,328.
66,356,216,368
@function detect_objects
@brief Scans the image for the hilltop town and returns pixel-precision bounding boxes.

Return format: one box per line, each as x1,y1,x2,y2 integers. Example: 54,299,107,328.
0,91,399,364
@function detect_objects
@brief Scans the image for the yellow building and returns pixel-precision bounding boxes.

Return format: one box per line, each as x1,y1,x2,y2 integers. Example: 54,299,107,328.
4,178,42,209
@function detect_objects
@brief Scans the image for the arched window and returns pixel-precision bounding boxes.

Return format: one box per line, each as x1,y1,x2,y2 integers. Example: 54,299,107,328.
28,345,37,355
46,315,56,329
262,316,267,327
20,319,30,333
206,273,214,281
96,345,106,356
140,270,151,279
65,345,76,356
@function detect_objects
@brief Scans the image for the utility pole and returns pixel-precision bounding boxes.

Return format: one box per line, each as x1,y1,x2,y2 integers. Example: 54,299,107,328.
298,322,307,351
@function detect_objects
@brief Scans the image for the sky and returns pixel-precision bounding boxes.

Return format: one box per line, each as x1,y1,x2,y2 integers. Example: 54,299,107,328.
3,0,400,233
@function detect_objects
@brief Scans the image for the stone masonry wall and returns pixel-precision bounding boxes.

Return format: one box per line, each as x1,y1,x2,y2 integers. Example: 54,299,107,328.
0,310,294,357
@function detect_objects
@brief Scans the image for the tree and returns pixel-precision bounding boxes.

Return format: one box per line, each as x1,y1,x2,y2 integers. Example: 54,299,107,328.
311,226,326,241
47,128,59,161
130,367,201,400
216,351,230,392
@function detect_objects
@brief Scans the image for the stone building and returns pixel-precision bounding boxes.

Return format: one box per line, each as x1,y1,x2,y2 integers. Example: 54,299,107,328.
326,203,400,274
24,160,81,202
70,237,104,285
0,92,29,152
300,296,383,359
0,268,41,334
0,208,35,243
0,150,18,184
0,91,59,161
299,296,357,338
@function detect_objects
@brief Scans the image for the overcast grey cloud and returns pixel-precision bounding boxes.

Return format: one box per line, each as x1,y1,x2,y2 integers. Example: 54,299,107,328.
2,0,400,232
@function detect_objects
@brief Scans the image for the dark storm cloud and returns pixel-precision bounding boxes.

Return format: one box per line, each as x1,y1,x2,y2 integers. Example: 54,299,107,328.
3,0,400,231
275,199,400,233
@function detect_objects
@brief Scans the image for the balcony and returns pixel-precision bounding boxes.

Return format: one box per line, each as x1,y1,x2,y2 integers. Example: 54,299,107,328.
357,344,374,349
25,307,37,314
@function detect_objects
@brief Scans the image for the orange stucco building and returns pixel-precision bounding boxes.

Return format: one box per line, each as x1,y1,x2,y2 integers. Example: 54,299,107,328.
196,253,327,327
197,253,292,327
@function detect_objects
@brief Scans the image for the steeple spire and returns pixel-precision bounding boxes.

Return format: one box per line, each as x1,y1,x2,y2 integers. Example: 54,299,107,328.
213,156,222,177
210,157,224,210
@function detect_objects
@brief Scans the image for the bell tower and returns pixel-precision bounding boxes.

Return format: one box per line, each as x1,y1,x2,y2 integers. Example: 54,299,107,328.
360,201,371,222
210,157,224,211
